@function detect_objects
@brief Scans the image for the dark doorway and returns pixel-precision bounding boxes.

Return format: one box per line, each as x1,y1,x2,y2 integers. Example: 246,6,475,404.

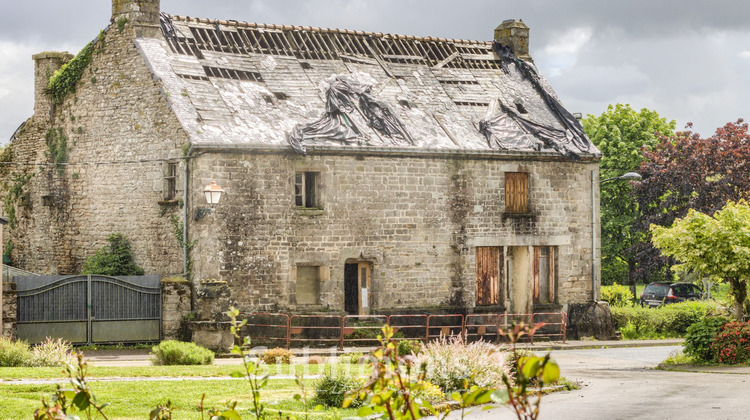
344,263,358,315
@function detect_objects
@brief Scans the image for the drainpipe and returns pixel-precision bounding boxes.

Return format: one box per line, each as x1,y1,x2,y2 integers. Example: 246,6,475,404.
183,146,193,310
591,170,597,302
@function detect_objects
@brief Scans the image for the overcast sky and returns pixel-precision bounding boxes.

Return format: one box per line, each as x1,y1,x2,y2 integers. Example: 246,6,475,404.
1,0,748,144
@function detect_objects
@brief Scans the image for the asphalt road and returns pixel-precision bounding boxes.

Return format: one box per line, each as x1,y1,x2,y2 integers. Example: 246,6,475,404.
460,346,750,420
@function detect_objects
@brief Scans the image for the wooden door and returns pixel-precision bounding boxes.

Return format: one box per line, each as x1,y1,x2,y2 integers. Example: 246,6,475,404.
476,247,503,306
357,262,371,315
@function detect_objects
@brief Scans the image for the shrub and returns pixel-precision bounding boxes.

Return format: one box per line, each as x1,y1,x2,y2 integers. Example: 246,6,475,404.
711,321,750,365
396,339,423,356
417,334,509,392
29,337,75,367
0,337,33,367
82,233,145,276
151,340,214,365
413,380,445,404
312,371,362,408
601,283,634,307
504,348,535,385
684,316,729,361
611,300,726,339
341,351,373,364
260,347,293,364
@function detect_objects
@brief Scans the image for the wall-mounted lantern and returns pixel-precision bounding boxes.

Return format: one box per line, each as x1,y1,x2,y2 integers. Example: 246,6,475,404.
203,182,225,207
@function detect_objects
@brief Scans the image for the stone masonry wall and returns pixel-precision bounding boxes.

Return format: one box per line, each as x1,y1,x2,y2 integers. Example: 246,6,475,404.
2,20,188,276
2,282,17,338
189,150,599,319
161,278,192,340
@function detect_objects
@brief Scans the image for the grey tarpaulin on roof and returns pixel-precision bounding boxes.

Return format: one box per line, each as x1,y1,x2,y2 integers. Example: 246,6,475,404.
482,42,595,159
288,78,414,155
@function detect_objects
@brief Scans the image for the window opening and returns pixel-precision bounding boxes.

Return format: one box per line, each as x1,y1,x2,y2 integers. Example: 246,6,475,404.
295,172,320,208
534,246,555,304
164,162,177,201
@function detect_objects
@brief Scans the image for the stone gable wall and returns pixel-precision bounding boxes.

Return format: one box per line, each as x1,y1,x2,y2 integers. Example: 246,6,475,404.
2,22,188,276
189,151,599,319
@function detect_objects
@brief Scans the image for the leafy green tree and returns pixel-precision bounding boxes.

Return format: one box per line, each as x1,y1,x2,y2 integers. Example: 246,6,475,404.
81,233,145,276
651,200,750,319
634,120,750,284
582,104,675,291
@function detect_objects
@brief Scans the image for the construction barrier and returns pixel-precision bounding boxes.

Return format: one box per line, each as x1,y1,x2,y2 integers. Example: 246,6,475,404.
239,311,567,349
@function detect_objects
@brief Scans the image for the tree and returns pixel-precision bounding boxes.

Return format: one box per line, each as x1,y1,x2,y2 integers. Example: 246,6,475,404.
81,233,145,276
651,200,750,319
633,119,750,283
582,104,675,291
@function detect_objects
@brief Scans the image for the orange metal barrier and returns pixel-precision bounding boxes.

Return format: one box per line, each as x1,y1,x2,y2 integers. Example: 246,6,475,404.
532,312,568,343
341,315,389,348
426,314,465,341
464,314,502,343
289,315,343,348
386,314,429,342
238,311,566,349
240,312,290,348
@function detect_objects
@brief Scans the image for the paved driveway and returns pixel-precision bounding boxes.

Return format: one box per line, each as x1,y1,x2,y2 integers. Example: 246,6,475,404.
461,346,750,420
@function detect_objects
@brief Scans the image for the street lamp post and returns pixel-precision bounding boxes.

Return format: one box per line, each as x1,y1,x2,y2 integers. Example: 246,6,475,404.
597,171,642,299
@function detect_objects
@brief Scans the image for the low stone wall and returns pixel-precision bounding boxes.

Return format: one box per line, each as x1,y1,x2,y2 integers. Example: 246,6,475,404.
187,321,234,352
2,282,17,338
161,278,192,341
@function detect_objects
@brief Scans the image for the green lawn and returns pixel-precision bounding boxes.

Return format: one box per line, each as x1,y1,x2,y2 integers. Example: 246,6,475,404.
0,360,374,420
0,378,355,419
0,362,371,381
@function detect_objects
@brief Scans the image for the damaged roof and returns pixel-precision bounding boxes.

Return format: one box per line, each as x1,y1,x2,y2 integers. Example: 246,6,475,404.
135,14,599,158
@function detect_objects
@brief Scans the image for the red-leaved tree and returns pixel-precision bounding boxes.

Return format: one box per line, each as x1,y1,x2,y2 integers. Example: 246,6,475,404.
631,119,750,283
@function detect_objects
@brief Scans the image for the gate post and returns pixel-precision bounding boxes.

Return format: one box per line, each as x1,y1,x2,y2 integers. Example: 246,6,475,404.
87,275,92,345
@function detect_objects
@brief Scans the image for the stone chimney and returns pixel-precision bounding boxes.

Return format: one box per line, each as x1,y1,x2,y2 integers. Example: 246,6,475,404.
32,52,74,119
494,19,531,62
112,0,161,37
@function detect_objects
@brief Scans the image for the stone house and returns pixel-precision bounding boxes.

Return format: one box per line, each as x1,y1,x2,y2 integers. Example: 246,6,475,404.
2,0,602,326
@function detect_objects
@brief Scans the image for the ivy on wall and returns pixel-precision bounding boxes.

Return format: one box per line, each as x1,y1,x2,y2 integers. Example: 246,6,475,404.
45,127,69,171
46,41,96,105
170,214,197,278
3,173,33,229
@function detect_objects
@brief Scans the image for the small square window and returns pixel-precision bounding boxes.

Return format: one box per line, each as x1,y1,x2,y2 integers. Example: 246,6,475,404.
505,172,528,214
295,172,320,208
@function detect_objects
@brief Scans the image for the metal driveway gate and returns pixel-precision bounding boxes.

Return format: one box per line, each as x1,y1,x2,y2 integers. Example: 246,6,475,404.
15,275,161,345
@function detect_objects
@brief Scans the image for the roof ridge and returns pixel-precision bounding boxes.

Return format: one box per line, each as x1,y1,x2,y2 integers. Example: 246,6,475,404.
166,14,492,46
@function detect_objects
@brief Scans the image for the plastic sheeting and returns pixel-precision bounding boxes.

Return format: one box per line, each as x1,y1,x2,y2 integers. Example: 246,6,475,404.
288,78,414,155
483,42,596,159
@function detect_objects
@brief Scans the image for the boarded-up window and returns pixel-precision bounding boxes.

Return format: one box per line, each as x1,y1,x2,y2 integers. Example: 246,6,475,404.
505,172,528,214
533,246,555,304
476,247,504,306
296,266,320,305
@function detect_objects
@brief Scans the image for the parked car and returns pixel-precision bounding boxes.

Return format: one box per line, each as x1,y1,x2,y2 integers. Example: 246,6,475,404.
639,282,703,307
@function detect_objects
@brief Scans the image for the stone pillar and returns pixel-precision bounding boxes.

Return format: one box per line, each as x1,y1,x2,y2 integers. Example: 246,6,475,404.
111,0,161,38
494,19,532,62
32,52,73,120
161,277,192,340
2,282,17,338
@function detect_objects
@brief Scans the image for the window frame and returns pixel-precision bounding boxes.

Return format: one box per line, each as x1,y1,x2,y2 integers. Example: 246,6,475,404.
504,172,529,214
533,246,556,304
295,171,321,209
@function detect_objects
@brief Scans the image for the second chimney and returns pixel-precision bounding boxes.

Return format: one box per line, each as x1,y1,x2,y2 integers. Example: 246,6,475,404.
32,51,74,120
494,19,531,62
112,0,161,37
